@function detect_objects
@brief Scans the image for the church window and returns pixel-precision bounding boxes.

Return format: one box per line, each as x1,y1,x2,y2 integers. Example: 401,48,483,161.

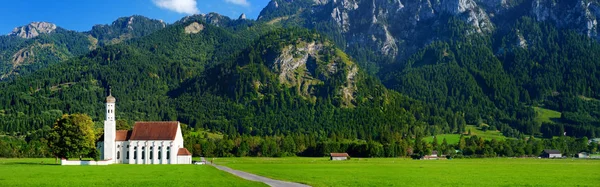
158,151,161,159
166,147,170,160
134,151,137,159
142,147,145,159
127,151,129,159
117,151,120,159
150,147,153,159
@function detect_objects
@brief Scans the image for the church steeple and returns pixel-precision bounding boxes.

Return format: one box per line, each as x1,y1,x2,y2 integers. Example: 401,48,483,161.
106,87,116,121
103,87,117,162
106,87,116,103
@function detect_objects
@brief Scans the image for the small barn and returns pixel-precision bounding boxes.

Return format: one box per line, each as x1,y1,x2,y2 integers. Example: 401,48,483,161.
542,149,562,158
577,152,590,159
330,153,349,161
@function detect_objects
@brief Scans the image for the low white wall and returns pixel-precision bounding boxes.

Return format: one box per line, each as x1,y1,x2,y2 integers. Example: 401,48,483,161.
61,159,112,166
177,155,191,164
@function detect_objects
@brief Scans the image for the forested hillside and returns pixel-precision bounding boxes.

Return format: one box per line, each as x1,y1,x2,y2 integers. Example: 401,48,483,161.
0,0,599,158
256,0,600,138
0,16,166,80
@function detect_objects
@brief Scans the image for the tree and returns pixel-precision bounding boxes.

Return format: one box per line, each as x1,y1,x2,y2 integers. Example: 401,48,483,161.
458,135,466,151
441,138,449,155
432,136,439,151
47,114,96,163
116,119,131,130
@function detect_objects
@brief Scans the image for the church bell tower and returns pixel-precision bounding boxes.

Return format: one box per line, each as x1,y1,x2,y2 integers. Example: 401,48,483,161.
103,88,116,162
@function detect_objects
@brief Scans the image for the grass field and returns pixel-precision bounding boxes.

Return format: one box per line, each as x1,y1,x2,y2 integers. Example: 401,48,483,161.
424,125,508,144
215,157,600,187
534,107,562,124
0,158,265,187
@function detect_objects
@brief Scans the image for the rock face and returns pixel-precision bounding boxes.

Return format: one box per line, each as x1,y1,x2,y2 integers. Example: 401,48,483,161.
184,22,204,34
258,0,495,63
10,22,57,39
532,0,600,39
180,13,233,27
267,39,358,107
88,15,167,46
255,0,600,65
239,13,247,20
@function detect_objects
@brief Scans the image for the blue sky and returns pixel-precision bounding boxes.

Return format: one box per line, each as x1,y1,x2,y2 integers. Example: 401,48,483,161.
0,0,271,34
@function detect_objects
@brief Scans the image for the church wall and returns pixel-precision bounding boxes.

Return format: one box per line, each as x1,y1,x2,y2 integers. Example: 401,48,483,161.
177,155,192,164
128,140,175,164
61,159,111,166
115,141,129,164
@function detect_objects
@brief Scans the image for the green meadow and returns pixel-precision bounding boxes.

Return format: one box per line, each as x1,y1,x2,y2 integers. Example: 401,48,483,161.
215,157,600,187
424,125,508,144
0,158,266,187
534,107,562,124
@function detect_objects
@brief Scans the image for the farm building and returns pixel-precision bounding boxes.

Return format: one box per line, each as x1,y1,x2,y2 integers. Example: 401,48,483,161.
577,152,590,158
330,153,350,161
542,150,562,158
422,151,446,160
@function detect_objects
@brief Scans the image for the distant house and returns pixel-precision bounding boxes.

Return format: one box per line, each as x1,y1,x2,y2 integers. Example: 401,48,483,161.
330,153,349,161
577,152,590,159
422,151,446,160
542,150,562,158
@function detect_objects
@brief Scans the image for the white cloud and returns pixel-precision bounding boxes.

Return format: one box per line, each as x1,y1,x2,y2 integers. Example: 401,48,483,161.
224,0,250,7
153,0,200,15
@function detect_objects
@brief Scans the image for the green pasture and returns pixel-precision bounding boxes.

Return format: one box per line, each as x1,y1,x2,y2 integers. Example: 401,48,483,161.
424,125,507,144
0,158,265,187
215,157,600,187
534,107,562,124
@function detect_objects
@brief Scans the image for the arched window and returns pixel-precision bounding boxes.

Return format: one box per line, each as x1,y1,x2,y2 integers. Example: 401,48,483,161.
150,147,153,159
142,147,145,159
134,146,137,159
166,147,170,160
127,151,129,159
117,151,120,159
158,146,162,159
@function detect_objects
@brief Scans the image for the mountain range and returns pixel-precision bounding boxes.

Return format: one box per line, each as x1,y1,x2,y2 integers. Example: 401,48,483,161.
0,0,599,139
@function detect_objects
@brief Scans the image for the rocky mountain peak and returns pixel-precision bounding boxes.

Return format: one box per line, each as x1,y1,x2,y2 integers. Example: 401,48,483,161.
9,22,57,39
239,13,247,20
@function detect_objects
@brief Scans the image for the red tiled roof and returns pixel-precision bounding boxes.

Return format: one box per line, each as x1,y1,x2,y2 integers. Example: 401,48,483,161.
130,121,179,140
177,148,192,156
330,153,349,157
115,130,132,141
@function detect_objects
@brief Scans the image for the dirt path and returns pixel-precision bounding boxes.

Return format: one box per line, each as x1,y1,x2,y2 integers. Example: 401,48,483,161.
205,158,310,187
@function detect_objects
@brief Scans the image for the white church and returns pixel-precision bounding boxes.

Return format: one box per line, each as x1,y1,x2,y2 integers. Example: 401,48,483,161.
94,90,192,165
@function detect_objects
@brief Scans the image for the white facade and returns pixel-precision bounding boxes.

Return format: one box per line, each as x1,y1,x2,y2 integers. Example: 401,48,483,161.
548,154,562,158
97,90,191,165
331,156,348,161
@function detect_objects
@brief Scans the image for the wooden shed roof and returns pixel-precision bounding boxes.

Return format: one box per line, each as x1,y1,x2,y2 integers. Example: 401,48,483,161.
543,149,561,154
330,153,349,157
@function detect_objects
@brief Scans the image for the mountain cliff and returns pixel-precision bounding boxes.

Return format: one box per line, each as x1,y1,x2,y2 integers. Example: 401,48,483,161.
0,16,166,80
9,22,58,39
